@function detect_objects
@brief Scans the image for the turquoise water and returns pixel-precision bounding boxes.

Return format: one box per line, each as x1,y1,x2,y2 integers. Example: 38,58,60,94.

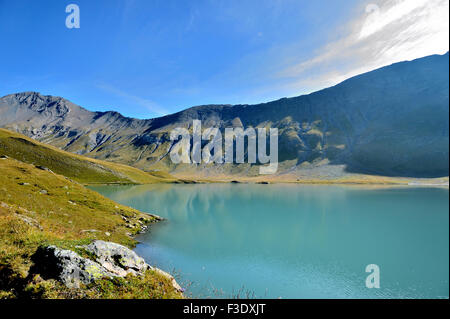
89,184,449,299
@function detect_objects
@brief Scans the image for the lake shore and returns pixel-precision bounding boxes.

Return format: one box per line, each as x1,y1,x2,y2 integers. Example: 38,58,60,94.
172,174,449,187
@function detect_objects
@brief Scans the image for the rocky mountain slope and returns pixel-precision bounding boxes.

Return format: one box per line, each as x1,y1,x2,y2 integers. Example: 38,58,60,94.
1,53,448,179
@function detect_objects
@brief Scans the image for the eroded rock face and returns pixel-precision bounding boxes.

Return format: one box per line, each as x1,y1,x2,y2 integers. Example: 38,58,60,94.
31,246,115,288
30,241,183,293
83,240,149,277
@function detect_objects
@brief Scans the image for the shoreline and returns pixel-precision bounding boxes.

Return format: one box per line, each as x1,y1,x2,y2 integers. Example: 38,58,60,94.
86,176,450,187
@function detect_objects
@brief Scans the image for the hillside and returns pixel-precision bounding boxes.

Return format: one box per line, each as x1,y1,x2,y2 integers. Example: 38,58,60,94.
0,53,448,179
0,155,182,298
0,129,176,184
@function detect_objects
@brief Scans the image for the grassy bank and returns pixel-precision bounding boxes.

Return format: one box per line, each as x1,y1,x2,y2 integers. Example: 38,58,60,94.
0,129,183,299
0,128,177,185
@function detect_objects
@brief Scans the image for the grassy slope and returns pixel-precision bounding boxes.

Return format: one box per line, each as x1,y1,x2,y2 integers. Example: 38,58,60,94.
0,128,177,185
0,133,182,299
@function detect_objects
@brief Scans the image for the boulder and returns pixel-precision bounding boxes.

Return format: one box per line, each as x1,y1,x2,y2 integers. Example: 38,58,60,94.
31,246,115,288
84,240,149,277
35,165,53,173
30,241,184,293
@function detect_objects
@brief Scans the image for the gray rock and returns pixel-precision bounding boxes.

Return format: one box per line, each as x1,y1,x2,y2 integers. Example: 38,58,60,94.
30,242,184,293
84,240,149,277
35,165,52,173
31,246,115,288
14,213,42,230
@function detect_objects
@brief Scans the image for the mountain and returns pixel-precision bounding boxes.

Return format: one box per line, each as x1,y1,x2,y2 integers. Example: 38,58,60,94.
0,53,448,179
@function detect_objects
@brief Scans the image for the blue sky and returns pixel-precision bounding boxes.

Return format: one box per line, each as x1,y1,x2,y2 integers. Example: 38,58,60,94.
0,0,448,119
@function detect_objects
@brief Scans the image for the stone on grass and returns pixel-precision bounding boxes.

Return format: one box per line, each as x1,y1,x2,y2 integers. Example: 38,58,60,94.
31,246,115,288
83,240,149,277
30,241,184,293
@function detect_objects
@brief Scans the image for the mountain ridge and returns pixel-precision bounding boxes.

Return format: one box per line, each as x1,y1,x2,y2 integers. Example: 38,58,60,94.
1,53,448,179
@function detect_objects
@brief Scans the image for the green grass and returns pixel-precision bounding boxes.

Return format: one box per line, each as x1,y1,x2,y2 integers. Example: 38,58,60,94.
0,128,177,184
0,155,182,299
20,270,183,299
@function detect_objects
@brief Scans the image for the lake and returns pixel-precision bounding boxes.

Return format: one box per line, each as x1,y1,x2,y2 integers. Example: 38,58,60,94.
89,184,449,299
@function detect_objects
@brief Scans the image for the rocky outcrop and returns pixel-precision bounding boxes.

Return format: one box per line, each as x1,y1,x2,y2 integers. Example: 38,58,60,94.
30,241,183,292
14,213,43,230
30,245,116,288
0,202,43,230
83,240,149,277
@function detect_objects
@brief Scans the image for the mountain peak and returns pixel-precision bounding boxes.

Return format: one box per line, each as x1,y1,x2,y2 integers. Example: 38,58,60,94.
0,53,448,178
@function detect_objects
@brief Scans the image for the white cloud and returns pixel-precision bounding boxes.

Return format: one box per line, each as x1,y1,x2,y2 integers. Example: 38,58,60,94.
279,0,449,92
